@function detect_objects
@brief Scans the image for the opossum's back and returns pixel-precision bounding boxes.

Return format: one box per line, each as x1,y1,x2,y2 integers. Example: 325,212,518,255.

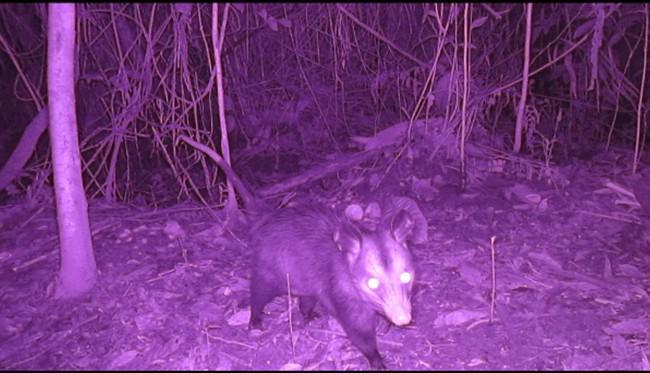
250,206,342,294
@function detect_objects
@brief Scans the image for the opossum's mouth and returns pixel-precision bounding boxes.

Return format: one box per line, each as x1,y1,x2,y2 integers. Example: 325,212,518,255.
381,297,412,326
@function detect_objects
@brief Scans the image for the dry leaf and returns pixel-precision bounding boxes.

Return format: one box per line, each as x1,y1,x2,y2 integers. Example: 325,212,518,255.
109,350,138,369
610,335,628,357
434,309,486,327
227,309,250,326
604,319,650,335
617,264,643,278
603,255,613,279
528,251,562,271
164,220,186,239
280,362,303,370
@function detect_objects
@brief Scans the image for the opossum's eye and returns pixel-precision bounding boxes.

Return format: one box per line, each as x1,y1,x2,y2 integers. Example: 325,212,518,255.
367,277,380,289
399,271,412,284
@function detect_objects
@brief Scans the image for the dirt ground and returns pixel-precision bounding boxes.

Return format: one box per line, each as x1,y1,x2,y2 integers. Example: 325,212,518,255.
1,151,649,370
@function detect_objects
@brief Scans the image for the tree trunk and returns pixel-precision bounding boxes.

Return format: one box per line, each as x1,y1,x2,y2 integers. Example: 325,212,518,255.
48,3,97,299
0,106,49,192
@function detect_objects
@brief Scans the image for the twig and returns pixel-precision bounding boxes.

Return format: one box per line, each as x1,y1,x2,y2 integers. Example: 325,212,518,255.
305,328,403,347
146,267,177,283
178,134,254,206
489,236,497,324
459,3,472,190
286,273,296,361
12,221,118,272
205,334,256,350
480,3,510,19
17,206,46,230
336,5,427,68
5,314,98,369
485,27,594,97
577,210,641,225
632,4,649,173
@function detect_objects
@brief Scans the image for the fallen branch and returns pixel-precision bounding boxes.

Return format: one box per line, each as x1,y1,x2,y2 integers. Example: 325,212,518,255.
180,134,381,199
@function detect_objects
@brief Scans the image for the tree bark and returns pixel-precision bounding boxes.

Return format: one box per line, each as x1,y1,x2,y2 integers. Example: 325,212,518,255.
48,3,97,299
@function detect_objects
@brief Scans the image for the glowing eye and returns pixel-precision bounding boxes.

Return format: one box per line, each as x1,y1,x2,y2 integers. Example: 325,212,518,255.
400,272,412,284
367,277,380,289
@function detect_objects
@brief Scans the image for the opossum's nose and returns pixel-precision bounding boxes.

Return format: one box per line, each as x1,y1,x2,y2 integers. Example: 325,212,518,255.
392,311,412,326
384,296,412,326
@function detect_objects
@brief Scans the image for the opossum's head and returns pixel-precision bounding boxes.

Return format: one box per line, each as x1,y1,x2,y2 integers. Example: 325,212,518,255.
335,209,417,326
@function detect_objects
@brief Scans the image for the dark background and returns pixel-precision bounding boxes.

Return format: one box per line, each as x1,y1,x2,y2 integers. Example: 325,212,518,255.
0,3,646,206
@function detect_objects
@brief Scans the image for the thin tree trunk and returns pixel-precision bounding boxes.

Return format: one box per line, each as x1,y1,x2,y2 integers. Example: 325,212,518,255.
0,106,48,192
212,4,237,210
513,3,533,153
48,3,97,299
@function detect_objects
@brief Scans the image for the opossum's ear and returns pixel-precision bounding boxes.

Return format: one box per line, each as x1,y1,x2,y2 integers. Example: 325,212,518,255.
391,210,415,244
364,202,382,221
333,224,362,263
345,202,382,231
387,196,428,244
344,203,364,221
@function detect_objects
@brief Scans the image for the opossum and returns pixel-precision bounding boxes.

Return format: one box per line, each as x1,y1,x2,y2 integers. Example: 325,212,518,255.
180,136,427,369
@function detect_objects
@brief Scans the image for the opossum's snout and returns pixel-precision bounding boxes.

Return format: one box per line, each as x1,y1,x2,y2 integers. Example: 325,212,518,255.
377,273,413,326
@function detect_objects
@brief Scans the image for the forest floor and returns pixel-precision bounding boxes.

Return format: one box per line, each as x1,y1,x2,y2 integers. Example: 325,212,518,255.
1,149,650,370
